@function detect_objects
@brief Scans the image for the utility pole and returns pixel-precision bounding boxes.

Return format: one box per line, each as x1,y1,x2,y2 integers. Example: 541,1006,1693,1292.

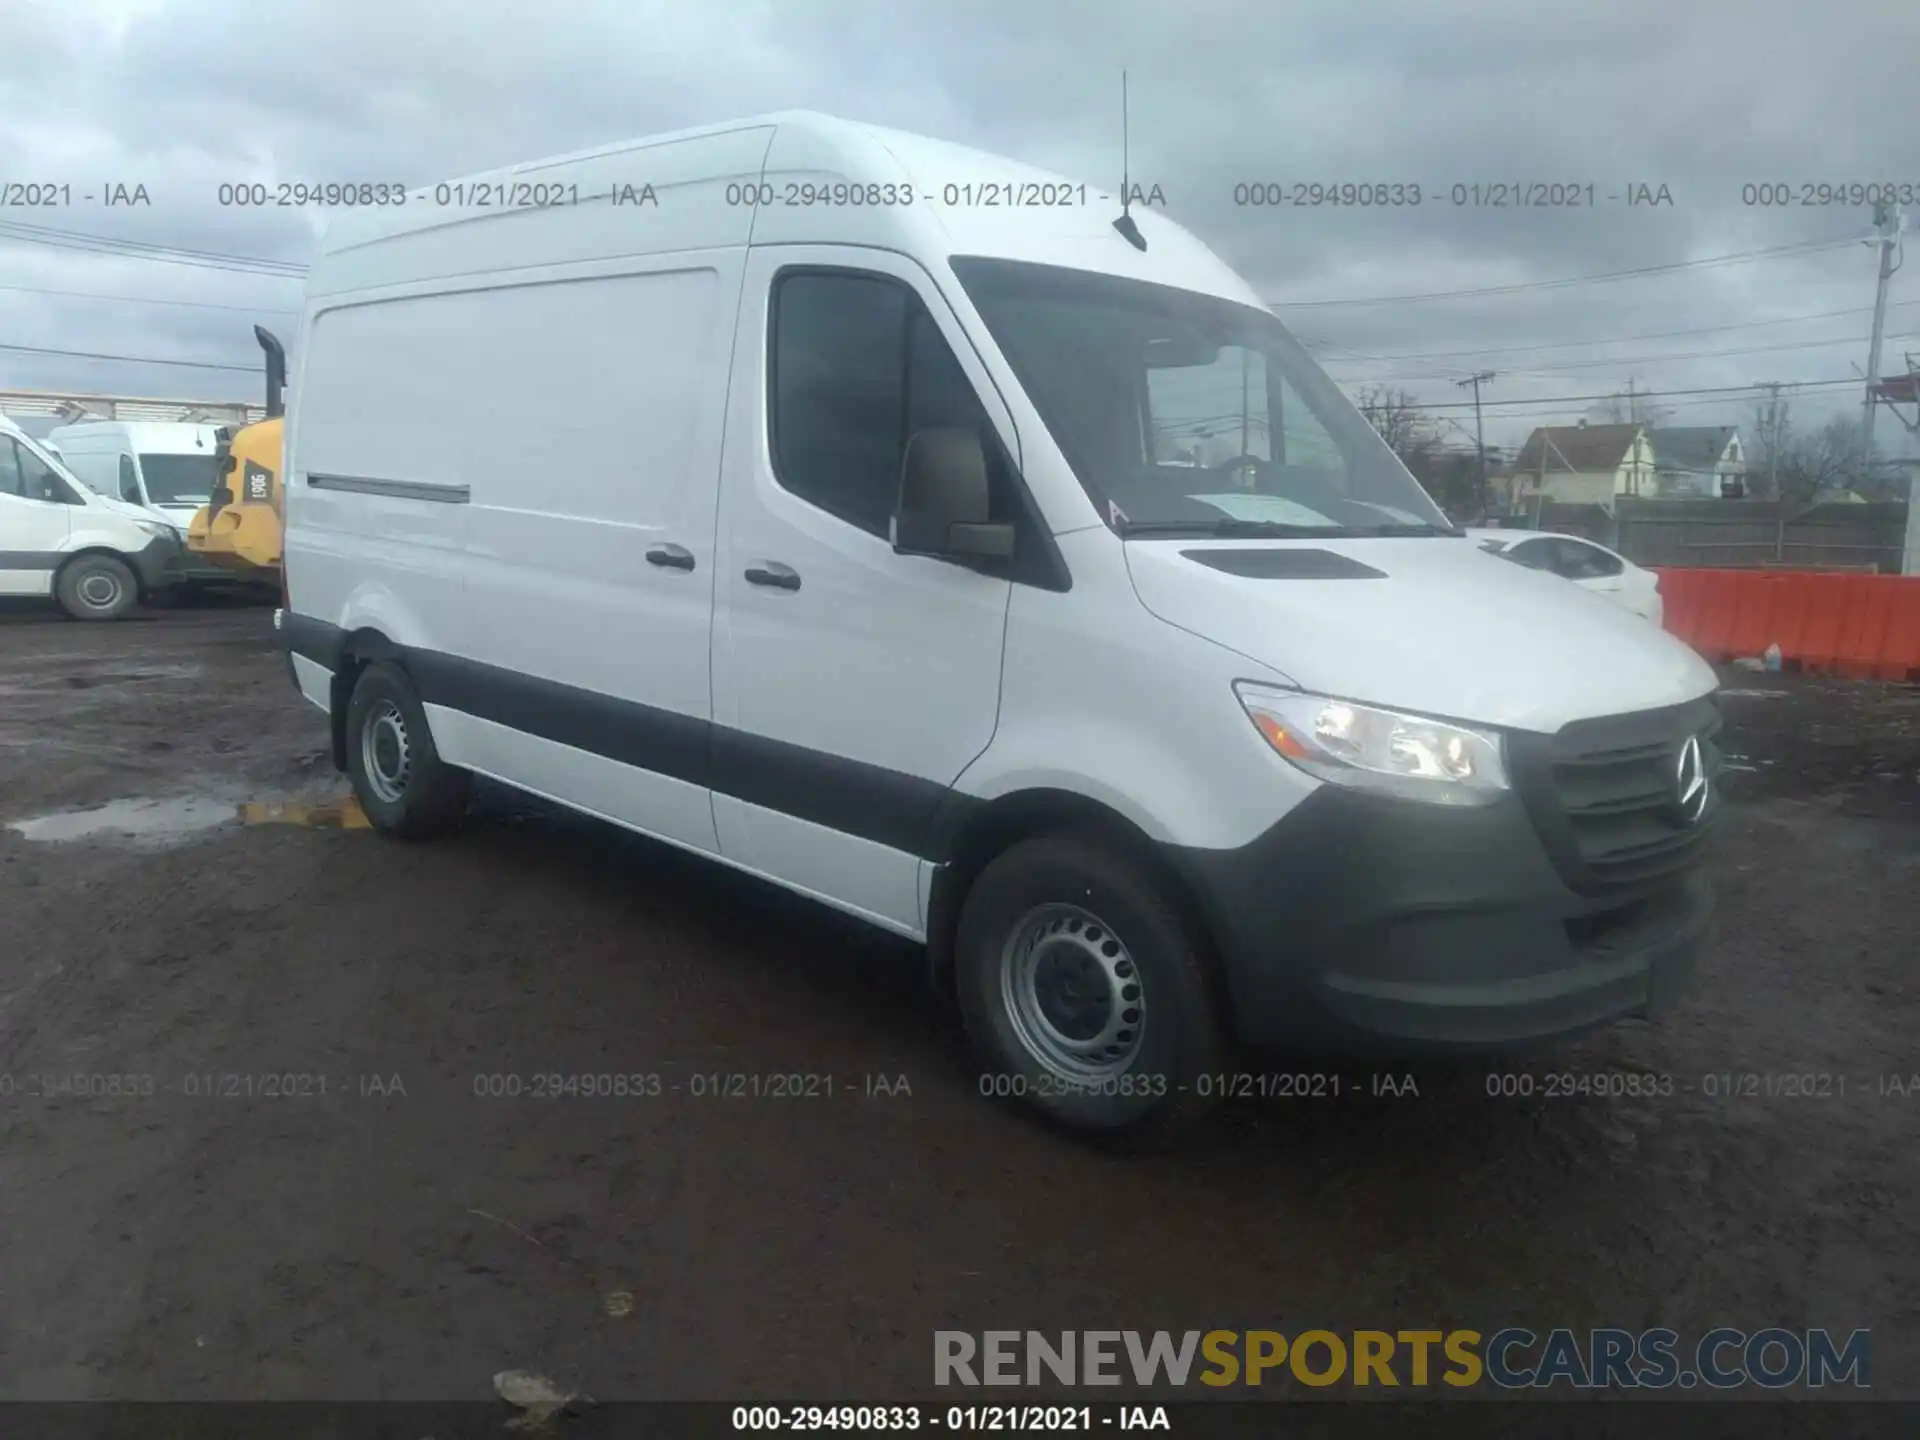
1458,371,1495,519
1625,377,1641,494
1239,349,1249,462
1862,201,1904,454
1754,380,1784,498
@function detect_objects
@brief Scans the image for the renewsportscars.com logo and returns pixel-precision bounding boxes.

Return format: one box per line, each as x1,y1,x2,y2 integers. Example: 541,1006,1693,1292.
934,1329,1872,1390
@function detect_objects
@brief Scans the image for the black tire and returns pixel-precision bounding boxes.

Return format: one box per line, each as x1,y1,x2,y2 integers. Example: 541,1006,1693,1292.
54,554,139,621
954,833,1231,1145
343,661,471,839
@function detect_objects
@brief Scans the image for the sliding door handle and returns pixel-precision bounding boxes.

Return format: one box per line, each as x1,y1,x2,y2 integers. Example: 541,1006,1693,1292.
646,544,696,571
743,561,801,592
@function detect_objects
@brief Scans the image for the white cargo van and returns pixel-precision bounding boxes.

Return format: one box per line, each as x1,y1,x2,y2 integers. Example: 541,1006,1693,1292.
0,413,183,618
280,113,1724,1139
47,420,230,585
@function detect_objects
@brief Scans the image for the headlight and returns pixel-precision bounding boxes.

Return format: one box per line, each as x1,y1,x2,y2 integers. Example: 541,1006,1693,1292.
134,519,177,541
1234,682,1509,805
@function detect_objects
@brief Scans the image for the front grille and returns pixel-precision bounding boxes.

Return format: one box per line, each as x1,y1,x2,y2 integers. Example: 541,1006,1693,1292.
1510,696,1723,897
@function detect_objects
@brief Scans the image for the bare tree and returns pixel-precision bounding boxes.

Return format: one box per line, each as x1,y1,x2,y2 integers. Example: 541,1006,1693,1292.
1585,380,1673,429
1354,385,1488,514
1356,384,1441,465
1777,413,1868,502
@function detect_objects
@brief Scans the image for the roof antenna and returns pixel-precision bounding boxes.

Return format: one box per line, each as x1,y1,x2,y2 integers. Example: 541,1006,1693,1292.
1112,70,1147,252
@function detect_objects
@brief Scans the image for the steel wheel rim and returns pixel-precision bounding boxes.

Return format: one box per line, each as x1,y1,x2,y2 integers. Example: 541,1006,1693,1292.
77,570,122,610
361,699,411,804
998,902,1145,1082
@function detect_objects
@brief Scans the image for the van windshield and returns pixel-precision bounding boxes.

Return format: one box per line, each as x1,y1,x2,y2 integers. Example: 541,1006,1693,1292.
949,257,1455,538
138,452,222,505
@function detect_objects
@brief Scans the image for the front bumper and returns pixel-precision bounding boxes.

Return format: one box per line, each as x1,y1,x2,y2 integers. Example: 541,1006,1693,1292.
127,535,182,593
1170,784,1716,1057
164,550,241,585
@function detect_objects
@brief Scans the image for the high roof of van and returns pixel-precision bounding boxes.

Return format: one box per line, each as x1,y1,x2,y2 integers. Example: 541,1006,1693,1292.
306,111,1264,312
45,420,222,453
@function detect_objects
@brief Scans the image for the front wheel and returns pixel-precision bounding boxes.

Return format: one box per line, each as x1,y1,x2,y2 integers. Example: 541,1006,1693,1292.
55,554,138,621
954,834,1230,1145
344,661,471,838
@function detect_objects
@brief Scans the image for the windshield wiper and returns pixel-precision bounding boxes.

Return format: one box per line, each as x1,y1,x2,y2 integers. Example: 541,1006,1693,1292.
1118,518,1461,539
1117,519,1335,538
1335,522,1462,537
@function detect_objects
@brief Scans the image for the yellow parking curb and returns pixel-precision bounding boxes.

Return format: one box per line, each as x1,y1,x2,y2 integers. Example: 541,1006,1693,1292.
238,797,372,830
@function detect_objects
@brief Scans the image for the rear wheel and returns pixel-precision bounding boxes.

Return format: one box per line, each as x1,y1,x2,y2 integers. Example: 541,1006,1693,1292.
954,834,1230,1145
55,554,138,621
344,661,471,838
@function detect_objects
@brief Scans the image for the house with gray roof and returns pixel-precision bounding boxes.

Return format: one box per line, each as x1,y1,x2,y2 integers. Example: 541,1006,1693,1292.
1647,426,1744,498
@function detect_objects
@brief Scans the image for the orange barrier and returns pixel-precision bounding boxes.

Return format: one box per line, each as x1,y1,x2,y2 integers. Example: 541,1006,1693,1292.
1652,568,1920,681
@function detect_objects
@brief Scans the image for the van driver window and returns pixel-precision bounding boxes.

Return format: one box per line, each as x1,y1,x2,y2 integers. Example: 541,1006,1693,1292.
118,453,143,504
16,440,75,503
0,439,24,496
771,271,997,540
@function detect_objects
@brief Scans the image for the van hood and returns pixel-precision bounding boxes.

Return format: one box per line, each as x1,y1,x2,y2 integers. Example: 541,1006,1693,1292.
153,502,201,531
1124,535,1717,735
90,492,166,524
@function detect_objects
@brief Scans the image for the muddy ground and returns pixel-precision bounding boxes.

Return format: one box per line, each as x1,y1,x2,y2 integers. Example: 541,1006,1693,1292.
0,599,1916,1415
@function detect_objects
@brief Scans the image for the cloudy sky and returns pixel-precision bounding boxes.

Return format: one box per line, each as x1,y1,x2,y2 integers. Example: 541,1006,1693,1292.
4,0,1919,454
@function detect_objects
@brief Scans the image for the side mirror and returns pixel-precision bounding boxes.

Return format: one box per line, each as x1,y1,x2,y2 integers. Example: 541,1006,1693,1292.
891,427,1015,561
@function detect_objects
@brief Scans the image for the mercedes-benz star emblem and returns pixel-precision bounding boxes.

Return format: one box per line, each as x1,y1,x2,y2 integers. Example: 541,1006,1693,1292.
1674,734,1709,825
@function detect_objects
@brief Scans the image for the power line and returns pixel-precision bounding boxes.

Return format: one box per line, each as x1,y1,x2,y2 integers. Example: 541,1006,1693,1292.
1328,328,1920,381
0,340,262,373
0,220,306,277
1267,235,1856,309
0,281,300,315
0,218,307,271
1393,376,1863,412
1299,299,1920,362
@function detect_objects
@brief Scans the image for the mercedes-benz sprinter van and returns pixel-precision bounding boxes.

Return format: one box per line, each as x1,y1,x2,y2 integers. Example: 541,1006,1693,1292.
280,113,1723,1140
48,420,230,586
1,413,183,618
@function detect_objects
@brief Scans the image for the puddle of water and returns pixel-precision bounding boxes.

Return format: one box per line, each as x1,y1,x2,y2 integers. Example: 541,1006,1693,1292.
8,796,239,844
7,790,373,844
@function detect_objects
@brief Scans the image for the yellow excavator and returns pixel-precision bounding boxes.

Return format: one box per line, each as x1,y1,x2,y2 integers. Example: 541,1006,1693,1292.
186,325,286,594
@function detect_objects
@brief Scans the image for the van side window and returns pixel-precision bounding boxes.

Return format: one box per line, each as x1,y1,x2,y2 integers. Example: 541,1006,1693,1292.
771,273,909,537
118,454,143,504
770,270,1007,541
15,441,76,504
0,439,25,496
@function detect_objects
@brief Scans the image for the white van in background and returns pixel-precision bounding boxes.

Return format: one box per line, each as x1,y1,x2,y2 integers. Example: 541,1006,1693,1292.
0,413,183,619
280,112,1725,1141
46,420,230,586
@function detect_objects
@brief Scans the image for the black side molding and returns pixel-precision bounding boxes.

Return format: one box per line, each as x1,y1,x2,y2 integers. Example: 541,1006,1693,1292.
282,611,346,671
306,473,470,504
277,615,980,863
